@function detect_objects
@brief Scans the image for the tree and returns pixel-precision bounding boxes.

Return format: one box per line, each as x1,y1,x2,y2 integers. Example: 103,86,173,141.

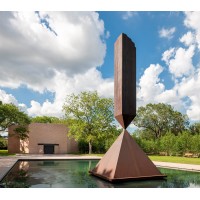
160,131,176,156
175,131,192,155
31,116,61,123
0,136,8,149
133,103,189,139
189,122,200,135
63,91,118,154
0,102,30,132
191,134,200,154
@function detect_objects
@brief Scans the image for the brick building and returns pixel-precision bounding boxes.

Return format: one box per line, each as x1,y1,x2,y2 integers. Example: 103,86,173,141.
8,123,78,154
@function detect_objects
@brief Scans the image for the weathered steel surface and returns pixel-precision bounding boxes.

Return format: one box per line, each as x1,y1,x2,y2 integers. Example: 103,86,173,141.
114,33,136,129
90,130,166,182
90,33,165,182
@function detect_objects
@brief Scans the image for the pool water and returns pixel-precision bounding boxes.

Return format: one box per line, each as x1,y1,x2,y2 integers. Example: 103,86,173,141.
1,160,200,188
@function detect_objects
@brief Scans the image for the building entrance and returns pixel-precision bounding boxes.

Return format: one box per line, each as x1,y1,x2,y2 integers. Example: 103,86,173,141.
44,144,54,154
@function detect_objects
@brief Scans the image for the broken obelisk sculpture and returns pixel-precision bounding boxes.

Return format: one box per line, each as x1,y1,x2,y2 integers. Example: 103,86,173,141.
90,33,166,182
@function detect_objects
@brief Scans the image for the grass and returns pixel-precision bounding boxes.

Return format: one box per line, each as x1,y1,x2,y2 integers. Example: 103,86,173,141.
1,150,200,165
75,154,200,165
149,155,200,165
0,150,15,156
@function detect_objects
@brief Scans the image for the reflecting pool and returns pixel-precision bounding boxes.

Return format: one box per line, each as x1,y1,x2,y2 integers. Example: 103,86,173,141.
1,160,200,188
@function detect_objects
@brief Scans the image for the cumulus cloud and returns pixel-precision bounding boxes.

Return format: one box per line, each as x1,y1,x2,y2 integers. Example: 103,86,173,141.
186,95,200,121
137,64,165,105
184,12,200,49
27,68,114,117
159,27,176,39
0,11,112,117
136,12,200,121
0,89,28,113
180,31,195,46
162,48,175,65
0,11,107,93
168,45,195,78
158,12,200,121
0,89,18,105
177,69,200,120
1,11,200,122
136,62,183,112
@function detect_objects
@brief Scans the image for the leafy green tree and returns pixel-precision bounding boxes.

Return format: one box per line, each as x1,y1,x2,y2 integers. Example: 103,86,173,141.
160,131,176,156
0,102,30,132
133,128,155,140
63,91,118,154
0,136,8,149
175,131,192,155
133,103,189,139
191,135,200,154
31,116,61,123
189,122,200,135
140,139,159,154
14,126,29,140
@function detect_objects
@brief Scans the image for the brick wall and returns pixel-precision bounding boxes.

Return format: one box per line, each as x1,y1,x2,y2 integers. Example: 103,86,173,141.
8,123,78,154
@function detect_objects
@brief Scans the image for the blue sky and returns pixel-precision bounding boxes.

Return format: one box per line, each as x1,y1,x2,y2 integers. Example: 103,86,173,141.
0,11,200,125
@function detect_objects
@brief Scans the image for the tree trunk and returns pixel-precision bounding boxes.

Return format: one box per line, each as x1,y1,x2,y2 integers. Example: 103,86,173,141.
89,141,92,154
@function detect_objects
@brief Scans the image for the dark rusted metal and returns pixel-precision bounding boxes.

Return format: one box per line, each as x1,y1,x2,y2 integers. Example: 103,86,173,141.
90,33,166,182
114,33,136,129
90,130,166,181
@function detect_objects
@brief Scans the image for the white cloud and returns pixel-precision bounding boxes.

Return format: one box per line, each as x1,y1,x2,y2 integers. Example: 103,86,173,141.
0,89,28,113
122,11,136,20
0,11,107,93
180,31,195,46
177,69,200,120
168,45,195,78
138,13,200,121
159,27,176,39
186,95,200,121
162,48,175,65
184,12,200,49
27,68,114,117
0,11,111,117
137,63,184,112
2,11,200,122
155,89,182,110
0,89,18,105
137,64,165,105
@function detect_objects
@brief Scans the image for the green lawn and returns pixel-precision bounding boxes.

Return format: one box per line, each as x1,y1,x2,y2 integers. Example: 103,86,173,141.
149,155,200,165
1,150,200,165
0,150,15,156
77,154,200,165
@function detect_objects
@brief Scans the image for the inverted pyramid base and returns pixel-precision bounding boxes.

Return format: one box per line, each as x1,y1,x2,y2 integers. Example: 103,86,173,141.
89,129,166,182
90,170,166,182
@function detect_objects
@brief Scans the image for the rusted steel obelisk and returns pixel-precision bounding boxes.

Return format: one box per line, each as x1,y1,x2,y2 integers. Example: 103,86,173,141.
90,33,165,182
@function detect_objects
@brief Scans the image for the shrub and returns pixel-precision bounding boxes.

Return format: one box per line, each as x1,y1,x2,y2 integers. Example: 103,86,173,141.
0,137,8,149
191,134,200,154
175,131,192,156
160,131,176,156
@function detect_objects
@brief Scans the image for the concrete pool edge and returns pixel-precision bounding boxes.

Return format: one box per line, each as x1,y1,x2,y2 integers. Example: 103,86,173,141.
0,154,101,182
154,161,200,173
1,155,200,182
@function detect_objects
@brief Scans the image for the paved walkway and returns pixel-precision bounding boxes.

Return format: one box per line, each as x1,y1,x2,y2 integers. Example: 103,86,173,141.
1,154,200,182
154,161,200,172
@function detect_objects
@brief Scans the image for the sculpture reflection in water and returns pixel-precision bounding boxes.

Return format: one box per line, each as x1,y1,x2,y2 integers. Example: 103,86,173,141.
1,160,200,188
